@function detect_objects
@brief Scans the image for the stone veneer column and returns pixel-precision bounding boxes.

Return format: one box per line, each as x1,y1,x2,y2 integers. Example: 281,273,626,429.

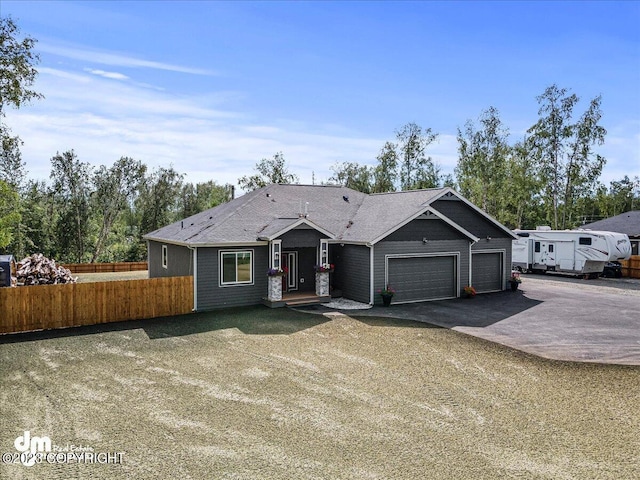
315,271,329,297
268,275,282,301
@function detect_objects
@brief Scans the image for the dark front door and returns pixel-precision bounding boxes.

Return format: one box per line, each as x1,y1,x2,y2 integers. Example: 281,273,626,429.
282,252,298,292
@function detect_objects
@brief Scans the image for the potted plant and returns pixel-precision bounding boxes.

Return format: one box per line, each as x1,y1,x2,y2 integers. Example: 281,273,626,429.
463,285,476,298
378,285,396,306
509,272,522,291
314,263,334,273
267,266,288,277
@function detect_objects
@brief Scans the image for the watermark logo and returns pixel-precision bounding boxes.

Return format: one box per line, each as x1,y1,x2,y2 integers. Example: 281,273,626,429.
2,431,124,467
14,431,51,467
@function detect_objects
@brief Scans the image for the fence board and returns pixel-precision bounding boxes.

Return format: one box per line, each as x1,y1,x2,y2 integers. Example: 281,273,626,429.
60,262,149,274
0,276,193,335
621,256,640,279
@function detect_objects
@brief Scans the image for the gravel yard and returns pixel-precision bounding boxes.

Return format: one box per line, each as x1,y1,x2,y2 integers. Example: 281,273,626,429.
1,306,638,479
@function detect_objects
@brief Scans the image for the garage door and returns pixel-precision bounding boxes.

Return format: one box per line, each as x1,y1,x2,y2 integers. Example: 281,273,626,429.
472,252,503,293
387,255,457,303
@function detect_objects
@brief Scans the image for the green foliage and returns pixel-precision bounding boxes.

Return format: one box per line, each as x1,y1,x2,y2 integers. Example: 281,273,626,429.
137,166,184,235
50,150,93,262
372,142,398,193
456,107,511,220
329,162,373,193
0,17,43,111
0,179,20,248
396,122,440,190
238,152,299,191
527,84,607,229
178,180,234,218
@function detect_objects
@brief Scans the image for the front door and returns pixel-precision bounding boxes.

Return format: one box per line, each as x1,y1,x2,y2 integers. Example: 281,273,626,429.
282,252,298,292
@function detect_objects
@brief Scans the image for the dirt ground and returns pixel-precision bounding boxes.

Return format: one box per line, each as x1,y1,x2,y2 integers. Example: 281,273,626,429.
0,306,638,479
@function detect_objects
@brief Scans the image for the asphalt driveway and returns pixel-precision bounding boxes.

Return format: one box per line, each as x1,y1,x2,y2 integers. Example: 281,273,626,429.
327,276,640,365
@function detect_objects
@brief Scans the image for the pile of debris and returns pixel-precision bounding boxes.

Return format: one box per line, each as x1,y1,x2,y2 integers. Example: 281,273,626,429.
16,254,77,286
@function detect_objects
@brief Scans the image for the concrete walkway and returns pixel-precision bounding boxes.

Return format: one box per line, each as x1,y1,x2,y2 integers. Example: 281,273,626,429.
318,276,640,365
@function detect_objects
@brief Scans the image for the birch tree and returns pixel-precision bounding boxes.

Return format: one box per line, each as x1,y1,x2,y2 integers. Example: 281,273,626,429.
527,85,606,229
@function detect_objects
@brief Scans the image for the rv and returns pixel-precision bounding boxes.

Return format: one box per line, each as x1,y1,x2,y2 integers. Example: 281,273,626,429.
512,227,631,277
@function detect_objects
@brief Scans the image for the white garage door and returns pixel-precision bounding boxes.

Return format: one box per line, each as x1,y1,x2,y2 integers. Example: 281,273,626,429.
472,252,503,293
387,255,457,303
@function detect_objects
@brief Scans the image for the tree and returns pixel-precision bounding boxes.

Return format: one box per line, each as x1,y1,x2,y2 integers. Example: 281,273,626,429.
527,84,606,229
178,180,234,218
91,157,146,262
238,152,299,191
396,122,439,190
0,17,43,111
137,166,184,235
372,142,398,193
0,179,20,249
50,150,93,262
455,107,511,219
329,161,373,193
0,17,41,256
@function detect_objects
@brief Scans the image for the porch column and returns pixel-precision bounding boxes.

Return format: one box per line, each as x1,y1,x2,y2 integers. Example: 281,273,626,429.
268,275,282,301
315,271,329,297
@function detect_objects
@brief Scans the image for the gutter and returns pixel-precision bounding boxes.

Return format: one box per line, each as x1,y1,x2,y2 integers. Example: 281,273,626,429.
187,246,197,312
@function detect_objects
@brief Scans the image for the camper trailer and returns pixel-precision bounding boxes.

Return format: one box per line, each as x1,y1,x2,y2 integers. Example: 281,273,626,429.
512,227,631,277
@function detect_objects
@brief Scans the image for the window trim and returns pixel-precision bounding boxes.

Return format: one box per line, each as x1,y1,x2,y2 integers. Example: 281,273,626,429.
162,245,168,269
219,249,254,286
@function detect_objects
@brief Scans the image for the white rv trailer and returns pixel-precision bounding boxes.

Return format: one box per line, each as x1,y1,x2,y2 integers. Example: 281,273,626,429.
512,227,631,276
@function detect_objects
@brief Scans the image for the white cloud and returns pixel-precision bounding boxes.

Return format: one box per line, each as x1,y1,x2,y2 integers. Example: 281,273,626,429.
84,68,129,81
38,42,217,76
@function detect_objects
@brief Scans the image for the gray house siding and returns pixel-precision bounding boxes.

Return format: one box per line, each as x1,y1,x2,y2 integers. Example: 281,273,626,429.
196,246,269,310
374,239,471,305
384,217,468,242
148,240,193,278
332,244,370,303
280,228,326,248
432,199,509,239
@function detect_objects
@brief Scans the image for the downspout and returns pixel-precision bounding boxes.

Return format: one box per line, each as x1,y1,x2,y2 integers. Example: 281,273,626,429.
188,246,198,312
468,240,476,293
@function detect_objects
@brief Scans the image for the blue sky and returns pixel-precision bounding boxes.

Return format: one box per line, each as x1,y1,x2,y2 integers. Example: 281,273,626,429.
2,0,639,191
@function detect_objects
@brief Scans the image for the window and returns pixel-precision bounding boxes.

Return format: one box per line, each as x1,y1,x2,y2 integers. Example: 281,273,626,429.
579,237,592,246
162,245,168,269
534,242,541,253
271,240,281,269
220,251,253,285
548,244,554,253
632,241,639,256
319,239,329,265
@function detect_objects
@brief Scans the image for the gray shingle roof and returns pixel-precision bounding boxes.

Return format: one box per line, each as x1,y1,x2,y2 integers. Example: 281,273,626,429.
143,184,508,245
581,211,640,238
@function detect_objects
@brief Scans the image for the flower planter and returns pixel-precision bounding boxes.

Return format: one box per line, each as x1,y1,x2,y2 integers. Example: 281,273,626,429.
510,281,519,292
381,294,393,307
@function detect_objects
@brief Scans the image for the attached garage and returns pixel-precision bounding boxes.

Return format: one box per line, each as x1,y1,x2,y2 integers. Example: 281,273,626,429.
386,254,458,303
472,251,504,293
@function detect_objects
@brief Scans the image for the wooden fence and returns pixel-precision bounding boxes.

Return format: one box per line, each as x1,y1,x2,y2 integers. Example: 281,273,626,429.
0,276,193,335
60,262,148,273
621,255,640,279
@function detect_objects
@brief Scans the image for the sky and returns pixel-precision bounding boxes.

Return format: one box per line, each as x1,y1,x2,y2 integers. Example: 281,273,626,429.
2,0,639,192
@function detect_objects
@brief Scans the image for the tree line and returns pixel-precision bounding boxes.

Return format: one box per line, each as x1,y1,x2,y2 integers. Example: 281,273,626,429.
323,88,639,231
1,17,638,263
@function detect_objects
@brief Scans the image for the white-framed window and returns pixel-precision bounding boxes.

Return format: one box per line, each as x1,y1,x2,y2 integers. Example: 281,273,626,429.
319,239,329,265
271,240,282,269
162,245,168,269
220,250,253,286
